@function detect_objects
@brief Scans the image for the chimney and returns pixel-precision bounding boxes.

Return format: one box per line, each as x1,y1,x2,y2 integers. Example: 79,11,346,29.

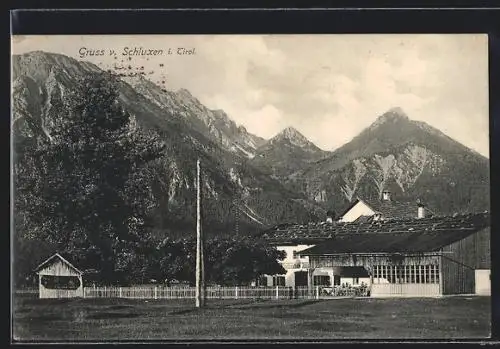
417,201,426,219
326,210,336,224
382,190,391,201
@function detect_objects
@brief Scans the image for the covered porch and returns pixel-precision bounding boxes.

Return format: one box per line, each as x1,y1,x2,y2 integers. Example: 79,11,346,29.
303,253,442,298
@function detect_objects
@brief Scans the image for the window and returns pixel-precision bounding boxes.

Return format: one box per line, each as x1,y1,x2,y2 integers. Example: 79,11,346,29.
373,265,439,284
258,276,268,287
415,265,421,283
272,276,285,287
353,277,359,285
292,250,298,259
41,275,81,290
313,275,331,286
333,275,341,286
426,265,440,284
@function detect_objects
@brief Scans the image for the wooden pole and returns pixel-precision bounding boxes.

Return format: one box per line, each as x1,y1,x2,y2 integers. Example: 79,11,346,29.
195,159,205,307
200,182,206,307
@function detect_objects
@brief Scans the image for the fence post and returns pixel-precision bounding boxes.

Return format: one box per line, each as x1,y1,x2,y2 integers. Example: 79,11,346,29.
235,286,238,300
276,286,279,299
315,286,319,299
119,287,122,298
104,285,107,298
154,286,158,300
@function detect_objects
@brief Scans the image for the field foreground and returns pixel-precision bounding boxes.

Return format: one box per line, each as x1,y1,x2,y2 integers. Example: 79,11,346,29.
13,296,491,341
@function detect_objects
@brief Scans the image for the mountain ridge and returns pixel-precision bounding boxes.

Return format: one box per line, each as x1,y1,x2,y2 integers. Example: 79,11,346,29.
289,108,490,216
249,125,331,178
120,74,266,159
12,51,326,239
12,51,489,235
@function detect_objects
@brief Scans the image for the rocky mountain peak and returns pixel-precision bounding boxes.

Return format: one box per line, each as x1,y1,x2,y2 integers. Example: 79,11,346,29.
13,51,101,83
370,107,410,128
177,88,193,97
271,126,313,148
387,106,408,117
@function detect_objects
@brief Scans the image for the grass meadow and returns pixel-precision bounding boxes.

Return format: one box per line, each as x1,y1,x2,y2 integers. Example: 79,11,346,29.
12,295,491,341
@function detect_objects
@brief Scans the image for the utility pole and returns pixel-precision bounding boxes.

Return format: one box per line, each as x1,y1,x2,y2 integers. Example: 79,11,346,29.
233,195,240,236
195,159,205,307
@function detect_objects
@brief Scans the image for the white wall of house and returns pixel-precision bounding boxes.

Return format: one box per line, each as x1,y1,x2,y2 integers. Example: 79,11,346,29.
338,201,376,223
260,244,315,287
475,269,491,295
266,243,376,288
276,244,314,268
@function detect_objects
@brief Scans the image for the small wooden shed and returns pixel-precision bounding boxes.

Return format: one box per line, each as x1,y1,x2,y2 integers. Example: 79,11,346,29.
34,253,84,299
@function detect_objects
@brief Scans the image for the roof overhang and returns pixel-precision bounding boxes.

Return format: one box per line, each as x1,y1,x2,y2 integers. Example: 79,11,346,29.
300,251,445,257
34,253,83,275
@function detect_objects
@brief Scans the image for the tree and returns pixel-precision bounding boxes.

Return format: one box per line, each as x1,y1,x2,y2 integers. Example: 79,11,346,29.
14,71,165,284
154,236,286,286
205,236,286,286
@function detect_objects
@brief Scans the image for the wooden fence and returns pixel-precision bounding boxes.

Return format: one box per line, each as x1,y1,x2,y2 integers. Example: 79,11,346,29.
15,286,321,300
83,286,315,300
15,285,375,300
371,283,440,297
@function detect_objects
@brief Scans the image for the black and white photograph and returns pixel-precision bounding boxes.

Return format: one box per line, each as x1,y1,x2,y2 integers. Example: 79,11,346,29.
11,33,491,341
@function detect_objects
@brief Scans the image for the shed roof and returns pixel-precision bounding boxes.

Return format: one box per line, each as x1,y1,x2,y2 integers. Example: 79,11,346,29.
34,253,83,275
261,212,490,245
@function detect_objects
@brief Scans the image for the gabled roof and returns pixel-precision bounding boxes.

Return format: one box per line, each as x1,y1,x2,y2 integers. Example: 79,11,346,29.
299,213,490,255
363,197,436,219
34,253,83,275
260,212,490,245
336,198,366,219
337,196,437,221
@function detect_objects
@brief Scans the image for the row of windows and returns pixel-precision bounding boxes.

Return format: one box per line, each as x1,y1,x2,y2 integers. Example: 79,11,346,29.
267,265,439,286
372,265,440,284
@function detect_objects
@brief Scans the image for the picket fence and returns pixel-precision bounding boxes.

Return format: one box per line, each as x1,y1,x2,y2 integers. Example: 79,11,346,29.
16,285,370,300
83,286,316,300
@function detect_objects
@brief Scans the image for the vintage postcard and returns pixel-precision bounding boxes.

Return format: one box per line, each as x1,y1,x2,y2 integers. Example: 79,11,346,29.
11,34,491,341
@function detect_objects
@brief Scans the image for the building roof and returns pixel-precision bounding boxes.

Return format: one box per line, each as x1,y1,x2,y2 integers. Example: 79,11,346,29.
366,197,437,218
299,213,490,255
260,212,490,246
337,197,436,221
34,253,83,275
353,215,374,224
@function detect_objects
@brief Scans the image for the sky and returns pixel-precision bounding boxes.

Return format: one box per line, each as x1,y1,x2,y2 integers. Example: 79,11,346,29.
12,34,489,157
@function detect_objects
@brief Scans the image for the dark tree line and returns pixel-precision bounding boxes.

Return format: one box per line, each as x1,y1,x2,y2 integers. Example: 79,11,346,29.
146,236,286,287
